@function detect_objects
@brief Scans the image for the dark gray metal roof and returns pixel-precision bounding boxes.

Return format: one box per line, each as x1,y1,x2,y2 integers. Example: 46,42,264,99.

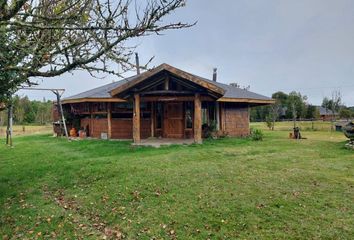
195,75,272,100
64,75,139,100
64,66,272,101
317,106,338,115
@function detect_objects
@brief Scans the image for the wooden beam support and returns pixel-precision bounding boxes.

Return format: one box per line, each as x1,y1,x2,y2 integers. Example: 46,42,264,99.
110,64,225,97
215,101,220,130
62,98,127,104
220,102,225,131
90,103,93,137
141,95,214,102
107,102,112,139
133,93,141,143
194,93,202,143
164,75,169,90
151,102,155,137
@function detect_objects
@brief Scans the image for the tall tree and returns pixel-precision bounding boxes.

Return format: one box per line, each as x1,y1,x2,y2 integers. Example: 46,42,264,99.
0,0,191,101
322,91,342,130
339,108,352,121
286,91,307,127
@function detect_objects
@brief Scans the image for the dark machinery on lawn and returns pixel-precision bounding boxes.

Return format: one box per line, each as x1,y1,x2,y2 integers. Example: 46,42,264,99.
343,121,354,149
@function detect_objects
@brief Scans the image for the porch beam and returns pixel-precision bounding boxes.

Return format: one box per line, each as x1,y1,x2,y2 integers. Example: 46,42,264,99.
133,93,141,143
194,93,202,143
141,96,214,102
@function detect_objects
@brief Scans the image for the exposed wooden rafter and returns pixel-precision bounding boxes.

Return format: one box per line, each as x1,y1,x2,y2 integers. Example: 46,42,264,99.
109,63,225,97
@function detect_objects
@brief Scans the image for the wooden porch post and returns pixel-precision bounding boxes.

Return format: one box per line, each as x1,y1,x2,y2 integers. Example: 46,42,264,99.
90,103,93,137
215,101,220,130
220,102,225,131
151,102,155,137
107,102,112,139
133,93,141,143
194,93,202,143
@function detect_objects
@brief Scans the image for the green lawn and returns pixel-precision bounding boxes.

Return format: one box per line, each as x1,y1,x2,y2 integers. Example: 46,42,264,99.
0,125,52,136
251,120,334,131
0,129,353,239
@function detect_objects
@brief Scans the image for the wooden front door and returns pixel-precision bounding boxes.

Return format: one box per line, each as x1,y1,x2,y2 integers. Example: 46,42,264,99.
163,102,184,138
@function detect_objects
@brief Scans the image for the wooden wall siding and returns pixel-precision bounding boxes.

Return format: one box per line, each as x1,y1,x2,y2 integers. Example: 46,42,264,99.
222,104,250,137
140,119,151,139
80,118,91,135
111,119,132,139
80,118,108,138
92,119,108,138
111,119,151,139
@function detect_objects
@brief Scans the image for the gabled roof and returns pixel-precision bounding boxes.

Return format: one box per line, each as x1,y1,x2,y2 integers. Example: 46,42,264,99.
317,106,338,115
63,63,274,104
109,63,225,97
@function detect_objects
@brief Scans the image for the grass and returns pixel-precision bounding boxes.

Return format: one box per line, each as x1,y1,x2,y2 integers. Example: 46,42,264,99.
251,120,337,132
0,125,353,239
0,125,52,136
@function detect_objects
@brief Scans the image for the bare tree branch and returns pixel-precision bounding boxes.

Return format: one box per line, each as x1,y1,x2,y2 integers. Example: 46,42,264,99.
0,0,193,100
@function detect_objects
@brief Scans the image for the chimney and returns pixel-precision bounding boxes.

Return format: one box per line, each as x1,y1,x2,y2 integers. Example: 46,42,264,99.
135,53,140,75
212,68,217,82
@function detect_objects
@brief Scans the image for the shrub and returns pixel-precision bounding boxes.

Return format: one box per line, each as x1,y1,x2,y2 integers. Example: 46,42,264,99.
250,128,264,141
202,121,217,139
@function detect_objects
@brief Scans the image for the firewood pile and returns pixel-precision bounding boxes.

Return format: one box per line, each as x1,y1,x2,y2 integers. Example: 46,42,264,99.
343,121,354,149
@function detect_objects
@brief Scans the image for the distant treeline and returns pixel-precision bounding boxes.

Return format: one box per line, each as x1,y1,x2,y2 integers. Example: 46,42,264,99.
251,91,354,122
0,95,53,126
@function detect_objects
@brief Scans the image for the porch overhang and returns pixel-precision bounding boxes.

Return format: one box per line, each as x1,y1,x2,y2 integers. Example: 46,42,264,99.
217,97,275,105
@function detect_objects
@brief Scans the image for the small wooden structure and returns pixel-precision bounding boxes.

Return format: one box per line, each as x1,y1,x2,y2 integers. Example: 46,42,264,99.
58,64,274,143
317,106,338,121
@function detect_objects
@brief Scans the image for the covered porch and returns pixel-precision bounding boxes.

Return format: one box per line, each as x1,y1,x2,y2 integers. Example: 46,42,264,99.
108,64,225,143
129,95,217,144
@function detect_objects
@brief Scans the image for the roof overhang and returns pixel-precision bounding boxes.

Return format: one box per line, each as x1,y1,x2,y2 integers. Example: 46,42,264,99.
217,97,275,104
109,64,225,98
62,98,126,104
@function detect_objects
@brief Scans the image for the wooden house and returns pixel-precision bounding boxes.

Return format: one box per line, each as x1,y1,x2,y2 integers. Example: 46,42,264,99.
60,64,274,143
317,106,338,121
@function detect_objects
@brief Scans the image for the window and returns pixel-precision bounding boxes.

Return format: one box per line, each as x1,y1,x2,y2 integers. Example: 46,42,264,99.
201,102,216,125
185,102,193,129
156,102,163,129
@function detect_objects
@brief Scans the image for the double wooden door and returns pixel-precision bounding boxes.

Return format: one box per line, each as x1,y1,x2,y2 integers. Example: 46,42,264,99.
163,102,184,138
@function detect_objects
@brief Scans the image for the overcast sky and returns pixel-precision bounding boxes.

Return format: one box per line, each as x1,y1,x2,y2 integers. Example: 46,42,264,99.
18,0,354,106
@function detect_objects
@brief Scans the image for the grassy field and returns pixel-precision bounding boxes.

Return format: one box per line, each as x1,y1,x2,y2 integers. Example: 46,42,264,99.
251,120,334,132
0,126,353,239
0,125,52,137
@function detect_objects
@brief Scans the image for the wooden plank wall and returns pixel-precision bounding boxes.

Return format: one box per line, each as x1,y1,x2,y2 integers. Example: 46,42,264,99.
222,103,250,137
92,119,108,138
111,119,151,139
81,118,108,138
111,119,132,139
80,118,91,135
